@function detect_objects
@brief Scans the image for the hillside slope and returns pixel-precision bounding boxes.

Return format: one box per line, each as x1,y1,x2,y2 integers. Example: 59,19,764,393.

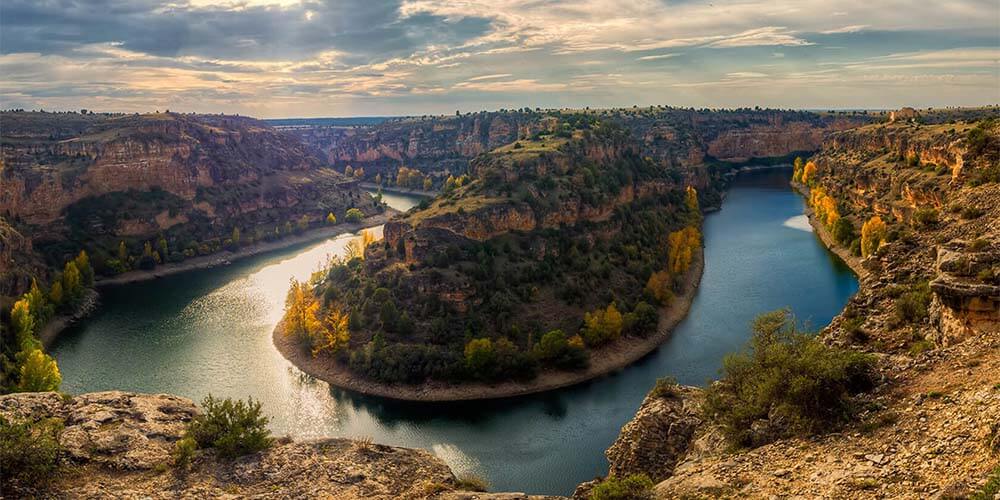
0,111,381,295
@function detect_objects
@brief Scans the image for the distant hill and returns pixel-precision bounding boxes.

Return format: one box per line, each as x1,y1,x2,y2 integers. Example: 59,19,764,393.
265,117,396,128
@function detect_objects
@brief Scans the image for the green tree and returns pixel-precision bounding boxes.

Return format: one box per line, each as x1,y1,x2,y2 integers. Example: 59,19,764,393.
25,280,52,324
118,240,129,267
157,237,169,262
73,250,94,287
10,299,37,350
832,218,855,246
582,303,624,345
48,282,64,307
232,227,241,247
62,261,82,300
464,338,496,378
423,177,433,191
345,208,364,223
16,349,61,392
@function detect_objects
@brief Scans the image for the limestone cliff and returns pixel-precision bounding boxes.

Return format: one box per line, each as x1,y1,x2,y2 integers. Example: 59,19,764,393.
0,111,381,295
584,111,1000,499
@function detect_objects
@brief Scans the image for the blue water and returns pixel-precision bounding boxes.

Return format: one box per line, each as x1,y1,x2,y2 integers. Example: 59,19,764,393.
51,170,857,495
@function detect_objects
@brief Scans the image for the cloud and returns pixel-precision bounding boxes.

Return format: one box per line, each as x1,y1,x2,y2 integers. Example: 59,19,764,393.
1,0,998,115
636,53,677,61
466,73,513,81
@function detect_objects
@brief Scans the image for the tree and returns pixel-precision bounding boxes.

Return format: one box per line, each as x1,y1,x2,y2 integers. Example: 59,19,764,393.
118,240,129,267
535,330,568,360
62,261,82,300
809,187,839,227
344,165,354,177
423,177,433,191
10,299,37,350
582,303,624,345
312,307,350,357
832,218,855,246
464,338,496,377
157,237,169,261
326,212,337,225
231,227,241,247
345,208,364,223
283,279,321,345
644,270,673,305
16,349,61,392
685,186,699,213
667,226,700,275
354,167,364,178
345,229,375,260
25,280,52,324
860,216,887,258
792,157,805,183
801,161,818,185
374,173,383,186
73,250,94,287
48,282,64,307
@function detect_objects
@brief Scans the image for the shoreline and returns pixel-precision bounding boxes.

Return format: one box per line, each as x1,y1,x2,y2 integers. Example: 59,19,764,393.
272,247,704,402
95,211,399,287
358,182,438,198
40,211,398,348
790,181,871,282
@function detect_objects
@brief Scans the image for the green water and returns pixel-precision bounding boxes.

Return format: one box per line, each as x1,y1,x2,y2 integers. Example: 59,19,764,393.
51,171,858,495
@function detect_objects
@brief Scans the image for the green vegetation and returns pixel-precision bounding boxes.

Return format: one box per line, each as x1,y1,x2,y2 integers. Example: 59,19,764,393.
454,474,490,492
589,474,654,500
0,415,63,491
293,123,705,386
649,376,680,399
185,396,272,459
345,208,365,223
891,281,932,327
971,468,1000,500
704,310,875,448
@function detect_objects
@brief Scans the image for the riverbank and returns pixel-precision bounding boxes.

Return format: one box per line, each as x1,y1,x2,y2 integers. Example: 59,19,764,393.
39,211,398,349
38,289,99,348
790,181,871,282
273,247,704,402
96,211,399,287
359,182,438,198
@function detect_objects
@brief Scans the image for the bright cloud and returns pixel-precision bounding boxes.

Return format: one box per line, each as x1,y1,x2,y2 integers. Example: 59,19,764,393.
0,0,997,116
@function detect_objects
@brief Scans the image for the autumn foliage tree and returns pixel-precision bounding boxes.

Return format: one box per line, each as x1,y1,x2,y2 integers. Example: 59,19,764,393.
582,303,624,345
668,226,701,275
801,161,818,186
645,270,673,305
860,216,887,258
809,187,840,227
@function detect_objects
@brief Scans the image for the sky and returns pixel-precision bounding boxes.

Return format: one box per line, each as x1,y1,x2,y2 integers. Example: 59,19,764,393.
1,0,998,118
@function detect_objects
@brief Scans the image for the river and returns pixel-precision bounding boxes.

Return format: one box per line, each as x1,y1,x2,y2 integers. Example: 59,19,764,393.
50,170,858,495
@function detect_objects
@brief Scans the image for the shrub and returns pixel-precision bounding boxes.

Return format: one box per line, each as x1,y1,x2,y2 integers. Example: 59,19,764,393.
186,396,272,459
0,416,63,491
345,208,365,223
703,310,875,448
649,376,680,399
590,474,654,500
961,206,985,219
972,467,1000,500
832,218,855,246
892,282,931,326
912,207,938,228
173,435,197,468
455,473,489,492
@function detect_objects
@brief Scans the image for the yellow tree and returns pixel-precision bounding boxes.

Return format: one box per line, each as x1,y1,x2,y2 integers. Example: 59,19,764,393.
284,279,321,344
345,229,375,260
10,298,37,350
62,261,82,300
668,227,701,275
74,250,94,286
792,157,805,183
16,348,61,392
49,281,64,307
326,212,337,225
860,216,887,258
582,303,624,345
312,307,350,357
685,186,699,213
801,161,818,185
423,177,433,191
645,270,673,305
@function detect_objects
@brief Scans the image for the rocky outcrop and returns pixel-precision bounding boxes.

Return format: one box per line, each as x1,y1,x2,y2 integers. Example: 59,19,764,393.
0,111,380,295
604,387,703,482
0,391,557,499
930,242,1000,345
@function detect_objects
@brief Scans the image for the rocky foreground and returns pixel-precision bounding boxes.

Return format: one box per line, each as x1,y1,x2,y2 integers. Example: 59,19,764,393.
0,391,559,499
575,116,1000,499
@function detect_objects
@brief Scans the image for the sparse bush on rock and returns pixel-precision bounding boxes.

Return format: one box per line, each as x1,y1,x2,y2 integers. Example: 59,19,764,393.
186,395,272,459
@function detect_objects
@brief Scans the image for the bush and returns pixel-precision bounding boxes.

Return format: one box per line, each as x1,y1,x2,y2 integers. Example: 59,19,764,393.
455,473,489,492
173,435,197,468
186,396,272,459
703,310,875,448
649,376,680,399
912,207,938,228
892,282,931,326
832,218,855,246
345,208,364,223
590,474,654,500
0,416,63,491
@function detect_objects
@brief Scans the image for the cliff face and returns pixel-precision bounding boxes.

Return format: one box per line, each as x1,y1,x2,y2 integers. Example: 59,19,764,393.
0,112,379,294
289,109,869,183
586,113,1000,499
0,391,542,499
